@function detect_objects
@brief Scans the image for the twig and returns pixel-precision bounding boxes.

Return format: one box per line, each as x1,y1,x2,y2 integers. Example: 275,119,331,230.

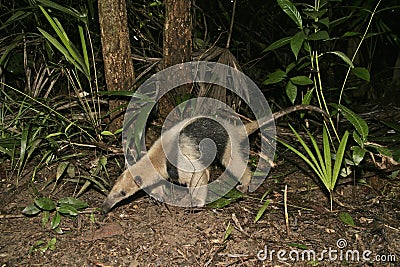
284,184,290,235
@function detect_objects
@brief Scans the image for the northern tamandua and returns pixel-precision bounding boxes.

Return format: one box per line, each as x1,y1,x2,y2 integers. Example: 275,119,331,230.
102,104,327,213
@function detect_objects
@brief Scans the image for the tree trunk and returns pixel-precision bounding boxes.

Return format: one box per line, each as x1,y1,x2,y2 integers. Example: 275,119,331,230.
98,0,135,132
159,0,192,119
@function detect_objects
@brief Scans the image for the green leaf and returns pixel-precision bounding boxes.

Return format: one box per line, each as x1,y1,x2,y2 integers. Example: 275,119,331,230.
58,204,79,216
56,162,69,183
51,211,61,229
339,212,355,226
278,127,324,182
19,125,29,174
207,189,243,208
22,203,42,215
302,88,314,105
331,131,349,189
381,121,400,132
308,31,330,41
223,222,233,242
352,67,370,82
322,126,331,188
367,144,392,158
263,36,292,52
58,197,88,210
101,130,114,136
277,0,302,28
254,199,271,223
290,76,313,85
325,51,354,68
288,243,308,249
36,0,83,19
35,198,56,211
334,104,369,141
342,31,361,38
352,131,363,147
286,81,297,104
352,146,365,166
290,31,306,59
42,211,50,227
263,69,287,85
47,237,57,250
303,9,327,21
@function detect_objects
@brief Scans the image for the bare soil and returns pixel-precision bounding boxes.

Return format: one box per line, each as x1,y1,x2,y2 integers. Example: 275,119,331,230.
1,123,400,267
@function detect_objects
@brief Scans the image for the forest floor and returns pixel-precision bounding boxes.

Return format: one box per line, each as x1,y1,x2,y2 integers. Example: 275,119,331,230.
1,107,400,267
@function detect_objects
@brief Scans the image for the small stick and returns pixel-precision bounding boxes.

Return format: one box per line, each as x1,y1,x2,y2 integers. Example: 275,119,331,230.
284,184,290,235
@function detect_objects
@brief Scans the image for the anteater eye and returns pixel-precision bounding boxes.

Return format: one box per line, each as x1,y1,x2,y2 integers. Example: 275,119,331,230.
120,190,126,196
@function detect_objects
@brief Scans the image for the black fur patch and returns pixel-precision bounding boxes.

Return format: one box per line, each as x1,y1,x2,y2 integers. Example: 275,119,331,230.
166,117,229,183
180,117,229,163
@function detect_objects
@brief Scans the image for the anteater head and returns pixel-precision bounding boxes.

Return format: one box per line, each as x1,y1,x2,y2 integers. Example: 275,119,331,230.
102,152,165,214
101,167,141,214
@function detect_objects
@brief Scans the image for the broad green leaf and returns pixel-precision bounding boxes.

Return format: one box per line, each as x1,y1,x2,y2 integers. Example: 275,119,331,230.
263,69,287,85
367,144,392,158
352,67,370,82
325,51,354,68
35,197,56,211
51,211,61,229
58,204,79,216
308,30,330,41
254,200,271,223
263,36,291,52
277,0,302,28
58,197,88,209
22,203,41,215
319,17,330,28
286,81,297,104
290,76,313,85
352,146,365,166
290,31,306,59
339,212,355,226
334,104,369,141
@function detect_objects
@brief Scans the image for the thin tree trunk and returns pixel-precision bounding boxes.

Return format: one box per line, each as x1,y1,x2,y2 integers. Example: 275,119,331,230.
159,0,192,119
98,0,135,132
